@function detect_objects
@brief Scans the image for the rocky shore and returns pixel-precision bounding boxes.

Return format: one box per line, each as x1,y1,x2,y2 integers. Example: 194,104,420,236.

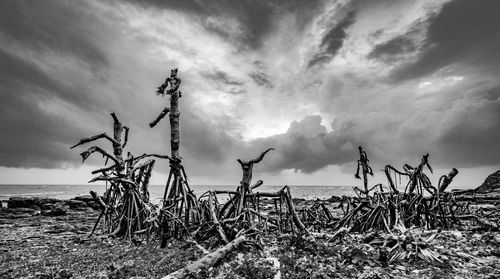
1,195,100,218
1,193,499,279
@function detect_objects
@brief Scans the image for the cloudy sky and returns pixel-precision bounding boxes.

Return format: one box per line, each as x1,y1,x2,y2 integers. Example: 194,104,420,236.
1,0,499,188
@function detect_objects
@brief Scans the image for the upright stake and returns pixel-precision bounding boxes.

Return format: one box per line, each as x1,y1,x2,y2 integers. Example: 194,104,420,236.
355,146,373,196
150,68,198,246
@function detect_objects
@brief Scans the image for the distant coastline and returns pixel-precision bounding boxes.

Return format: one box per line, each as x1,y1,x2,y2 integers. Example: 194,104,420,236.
0,183,475,204
0,184,358,204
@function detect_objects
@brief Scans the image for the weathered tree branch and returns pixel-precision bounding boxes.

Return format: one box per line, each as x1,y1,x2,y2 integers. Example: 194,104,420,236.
131,159,155,174
149,107,170,128
132,153,171,164
162,234,249,279
248,148,275,164
70,133,119,149
250,180,263,190
437,168,458,192
122,126,129,148
283,186,308,233
80,146,119,165
209,192,229,244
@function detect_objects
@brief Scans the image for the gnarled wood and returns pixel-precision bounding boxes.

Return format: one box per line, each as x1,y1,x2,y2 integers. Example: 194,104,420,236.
73,113,162,239
438,168,458,192
162,234,248,279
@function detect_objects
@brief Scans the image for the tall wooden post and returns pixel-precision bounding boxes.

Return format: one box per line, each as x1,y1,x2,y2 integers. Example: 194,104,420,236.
150,68,198,247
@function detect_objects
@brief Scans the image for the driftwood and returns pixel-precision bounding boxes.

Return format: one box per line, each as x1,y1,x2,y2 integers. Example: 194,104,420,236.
150,68,200,247
192,149,308,249
72,113,166,239
438,168,459,193
163,233,250,279
233,148,274,217
208,191,229,244
311,226,351,242
354,146,373,195
304,149,476,234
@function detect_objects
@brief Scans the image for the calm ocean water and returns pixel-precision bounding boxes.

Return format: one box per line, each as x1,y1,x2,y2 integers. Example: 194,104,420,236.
0,184,356,203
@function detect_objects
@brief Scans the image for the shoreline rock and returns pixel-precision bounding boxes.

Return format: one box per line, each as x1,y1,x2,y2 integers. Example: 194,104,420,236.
476,170,500,193
2,196,100,218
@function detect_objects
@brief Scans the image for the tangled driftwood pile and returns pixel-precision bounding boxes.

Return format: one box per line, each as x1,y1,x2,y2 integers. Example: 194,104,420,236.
303,147,497,236
196,149,307,244
70,68,498,278
71,113,170,239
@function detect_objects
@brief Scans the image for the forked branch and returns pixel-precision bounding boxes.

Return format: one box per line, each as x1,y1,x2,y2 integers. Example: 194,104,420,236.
248,148,275,164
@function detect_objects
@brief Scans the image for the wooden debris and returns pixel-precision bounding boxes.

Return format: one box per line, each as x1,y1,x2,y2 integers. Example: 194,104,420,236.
72,113,168,239
150,68,200,246
163,233,250,279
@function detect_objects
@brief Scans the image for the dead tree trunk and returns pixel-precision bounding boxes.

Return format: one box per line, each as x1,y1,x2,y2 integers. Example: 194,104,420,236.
354,146,373,196
234,148,274,216
150,68,199,247
72,113,162,239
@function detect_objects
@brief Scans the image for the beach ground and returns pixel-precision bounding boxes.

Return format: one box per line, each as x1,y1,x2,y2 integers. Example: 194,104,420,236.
1,199,499,279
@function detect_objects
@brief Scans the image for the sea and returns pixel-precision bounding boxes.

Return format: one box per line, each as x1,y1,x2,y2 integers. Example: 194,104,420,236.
0,184,357,205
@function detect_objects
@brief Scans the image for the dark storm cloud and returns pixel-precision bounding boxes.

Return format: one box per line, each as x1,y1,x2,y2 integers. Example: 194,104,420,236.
0,49,98,110
181,111,238,163
0,1,112,169
0,1,108,71
253,84,500,174
368,36,417,63
308,11,356,68
247,116,356,174
431,86,500,167
127,0,325,49
0,50,92,168
390,0,500,82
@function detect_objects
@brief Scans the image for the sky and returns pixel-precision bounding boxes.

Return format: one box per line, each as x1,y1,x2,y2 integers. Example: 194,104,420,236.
1,0,499,188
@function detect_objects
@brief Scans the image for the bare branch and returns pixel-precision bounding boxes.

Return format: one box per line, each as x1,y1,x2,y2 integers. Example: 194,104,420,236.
89,175,110,183
250,180,263,190
91,164,117,175
132,153,171,165
247,148,275,164
122,126,129,148
131,159,155,174
385,165,409,176
70,133,119,149
80,146,119,165
149,107,170,128
110,112,121,125
422,153,433,173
